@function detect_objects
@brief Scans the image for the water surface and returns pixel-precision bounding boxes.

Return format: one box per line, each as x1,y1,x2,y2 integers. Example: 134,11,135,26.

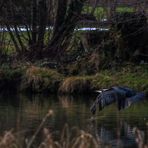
0,94,147,148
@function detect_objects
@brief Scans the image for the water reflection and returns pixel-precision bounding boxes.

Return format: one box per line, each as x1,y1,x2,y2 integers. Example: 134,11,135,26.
0,94,147,148
90,116,148,148
134,127,148,148
59,95,74,108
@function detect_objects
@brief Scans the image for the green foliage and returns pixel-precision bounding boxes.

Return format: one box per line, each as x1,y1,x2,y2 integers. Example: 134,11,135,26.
82,5,135,20
82,5,105,20
116,7,135,13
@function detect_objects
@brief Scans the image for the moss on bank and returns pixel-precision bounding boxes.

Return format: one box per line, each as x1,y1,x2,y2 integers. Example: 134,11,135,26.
0,65,147,95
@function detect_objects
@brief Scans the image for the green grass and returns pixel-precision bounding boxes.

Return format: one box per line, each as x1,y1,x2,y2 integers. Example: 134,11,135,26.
0,29,54,55
116,7,135,13
59,65,148,94
0,31,29,54
82,5,135,20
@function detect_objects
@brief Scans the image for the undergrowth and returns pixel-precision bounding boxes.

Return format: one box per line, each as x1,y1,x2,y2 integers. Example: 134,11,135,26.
59,65,148,94
59,76,93,94
21,66,64,93
0,65,147,94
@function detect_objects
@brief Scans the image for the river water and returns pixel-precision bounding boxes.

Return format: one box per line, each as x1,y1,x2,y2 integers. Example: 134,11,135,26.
0,94,147,148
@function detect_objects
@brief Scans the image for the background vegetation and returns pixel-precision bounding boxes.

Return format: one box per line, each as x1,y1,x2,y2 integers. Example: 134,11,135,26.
0,0,147,93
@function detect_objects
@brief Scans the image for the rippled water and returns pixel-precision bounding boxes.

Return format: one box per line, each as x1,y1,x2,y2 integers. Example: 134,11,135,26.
0,94,147,148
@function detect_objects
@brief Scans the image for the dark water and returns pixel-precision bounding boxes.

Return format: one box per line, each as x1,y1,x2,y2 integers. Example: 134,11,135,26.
0,94,147,148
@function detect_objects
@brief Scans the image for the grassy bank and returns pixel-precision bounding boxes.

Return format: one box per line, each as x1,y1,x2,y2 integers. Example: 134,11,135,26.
0,65,147,95
59,65,148,95
21,66,64,93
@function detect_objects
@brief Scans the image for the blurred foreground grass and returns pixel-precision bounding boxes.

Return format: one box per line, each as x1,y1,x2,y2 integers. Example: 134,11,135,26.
0,109,102,148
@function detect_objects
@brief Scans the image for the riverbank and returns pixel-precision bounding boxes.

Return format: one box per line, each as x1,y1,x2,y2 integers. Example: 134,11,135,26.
59,64,148,95
0,64,147,95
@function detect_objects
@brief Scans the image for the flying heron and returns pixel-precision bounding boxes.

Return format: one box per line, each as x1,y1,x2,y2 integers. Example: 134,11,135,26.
90,86,145,114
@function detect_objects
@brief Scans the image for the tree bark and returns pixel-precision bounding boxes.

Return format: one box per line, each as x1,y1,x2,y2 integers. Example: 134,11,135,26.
91,0,99,15
52,0,68,37
0,0,5,10
37,0,47,49
31,0,37,45
47,0,86,60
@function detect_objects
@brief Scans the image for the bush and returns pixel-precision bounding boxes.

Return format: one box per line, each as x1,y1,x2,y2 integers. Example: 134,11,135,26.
21,66,63,93
59,76,93,94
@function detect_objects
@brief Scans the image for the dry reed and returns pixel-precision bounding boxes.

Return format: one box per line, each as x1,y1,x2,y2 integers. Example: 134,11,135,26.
0,109,103,148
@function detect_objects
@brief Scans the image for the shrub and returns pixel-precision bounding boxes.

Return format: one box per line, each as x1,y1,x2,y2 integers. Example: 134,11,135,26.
21,66,63,93
59,76,93,94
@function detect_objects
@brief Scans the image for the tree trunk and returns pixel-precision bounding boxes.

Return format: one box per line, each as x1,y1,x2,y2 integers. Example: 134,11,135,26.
37,0,47,49
91,0,99,15
52,0,68,37
46,0,85,60
0,0,5,10
31,0,37,45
